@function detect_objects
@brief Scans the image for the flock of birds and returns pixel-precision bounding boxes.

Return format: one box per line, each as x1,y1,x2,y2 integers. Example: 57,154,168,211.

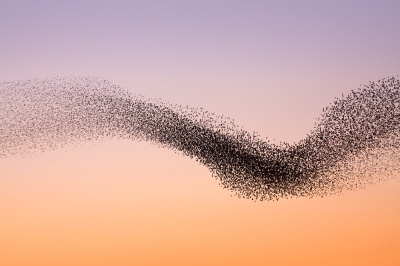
1,76,400,201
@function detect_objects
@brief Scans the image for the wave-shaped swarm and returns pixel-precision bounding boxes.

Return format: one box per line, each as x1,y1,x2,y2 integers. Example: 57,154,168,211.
1,76,400,200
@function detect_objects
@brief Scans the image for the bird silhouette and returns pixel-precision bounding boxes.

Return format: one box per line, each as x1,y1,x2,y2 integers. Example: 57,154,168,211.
1,76,399,201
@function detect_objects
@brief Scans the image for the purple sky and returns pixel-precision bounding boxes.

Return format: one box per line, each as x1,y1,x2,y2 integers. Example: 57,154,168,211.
1,1,399,144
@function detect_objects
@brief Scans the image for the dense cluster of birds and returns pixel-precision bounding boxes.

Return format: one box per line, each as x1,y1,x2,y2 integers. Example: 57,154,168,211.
1,76,400,200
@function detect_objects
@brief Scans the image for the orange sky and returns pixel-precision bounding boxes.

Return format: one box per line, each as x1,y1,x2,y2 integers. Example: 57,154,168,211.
1,140,399,266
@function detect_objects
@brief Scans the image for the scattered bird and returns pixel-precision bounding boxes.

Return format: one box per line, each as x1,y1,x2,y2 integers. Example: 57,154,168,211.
1,76,400,201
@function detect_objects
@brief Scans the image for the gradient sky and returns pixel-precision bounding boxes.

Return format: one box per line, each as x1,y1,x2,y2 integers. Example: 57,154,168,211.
1,1,400,265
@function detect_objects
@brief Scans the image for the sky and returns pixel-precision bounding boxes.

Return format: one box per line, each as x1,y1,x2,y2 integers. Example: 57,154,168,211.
1,1,400,265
